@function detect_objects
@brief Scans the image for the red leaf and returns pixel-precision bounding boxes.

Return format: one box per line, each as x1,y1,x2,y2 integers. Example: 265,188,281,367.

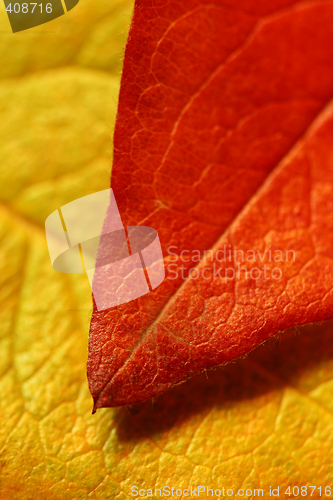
88,0,333,409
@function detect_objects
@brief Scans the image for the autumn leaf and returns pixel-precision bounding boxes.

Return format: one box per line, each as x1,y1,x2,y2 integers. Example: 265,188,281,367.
88,0,333,409
3,0,333,498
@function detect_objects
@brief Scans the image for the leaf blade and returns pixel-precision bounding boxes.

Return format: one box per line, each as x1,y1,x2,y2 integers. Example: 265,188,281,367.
89,0,333,407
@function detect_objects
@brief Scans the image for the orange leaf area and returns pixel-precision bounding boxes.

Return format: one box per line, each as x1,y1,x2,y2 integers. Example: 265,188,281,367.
89,0,333,408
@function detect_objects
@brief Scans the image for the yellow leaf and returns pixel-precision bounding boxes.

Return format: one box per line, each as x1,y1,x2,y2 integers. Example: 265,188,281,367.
1,1,333,498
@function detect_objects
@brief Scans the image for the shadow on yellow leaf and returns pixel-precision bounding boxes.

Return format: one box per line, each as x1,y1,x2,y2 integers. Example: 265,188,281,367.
113,322,333,496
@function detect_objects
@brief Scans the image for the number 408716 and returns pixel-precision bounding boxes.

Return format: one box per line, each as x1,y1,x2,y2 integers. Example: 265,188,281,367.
6,3,53,13
285,486,332,496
